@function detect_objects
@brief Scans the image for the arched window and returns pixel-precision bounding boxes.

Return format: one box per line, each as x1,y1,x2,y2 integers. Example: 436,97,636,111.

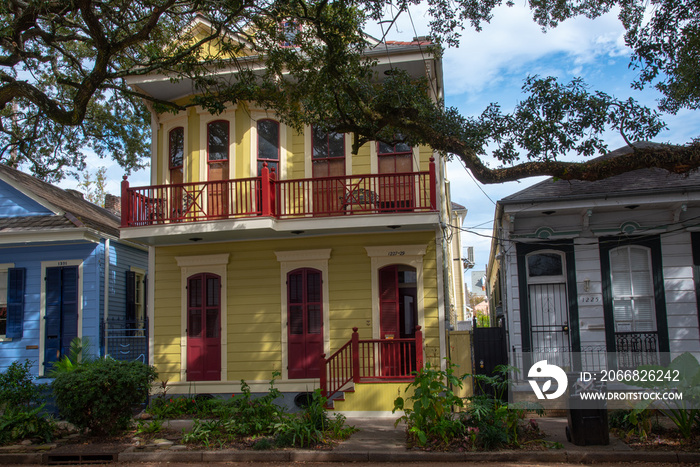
187,273,221,381
207,120,229,181
287,268,322,379
257,119,279,174
169,127,184,184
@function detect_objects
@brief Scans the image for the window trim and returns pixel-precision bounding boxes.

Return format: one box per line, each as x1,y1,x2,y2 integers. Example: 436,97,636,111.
365,245,426,341
39,259,83,376
275,249,330,381
197,106,235,182
515,241,581,356
304,125,351,178
160,111,187,185
525,250,567,285
250,111,287,178
175,254,229,382
256,118,280,173
599,235,669,355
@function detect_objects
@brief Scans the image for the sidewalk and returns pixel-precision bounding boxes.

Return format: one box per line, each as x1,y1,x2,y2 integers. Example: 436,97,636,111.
1,416,699,464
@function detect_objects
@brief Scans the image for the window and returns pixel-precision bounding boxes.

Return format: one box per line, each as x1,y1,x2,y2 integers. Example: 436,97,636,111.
312,127,345,178
207,121,229,181
287,268,323,379
126,271,146,324
280,20,300,47
609,246,656,332
257,119,279,174
377,136,412,174
169,127,184,185
527,252,564,279
1,268,24,340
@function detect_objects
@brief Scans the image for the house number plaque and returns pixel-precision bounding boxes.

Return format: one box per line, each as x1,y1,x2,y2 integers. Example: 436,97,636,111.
578,294,602,305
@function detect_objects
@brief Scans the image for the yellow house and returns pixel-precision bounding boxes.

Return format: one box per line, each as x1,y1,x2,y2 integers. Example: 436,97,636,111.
120,19,465,416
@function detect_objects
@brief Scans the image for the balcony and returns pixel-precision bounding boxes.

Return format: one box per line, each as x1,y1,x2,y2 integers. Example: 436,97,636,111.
121,159,437,228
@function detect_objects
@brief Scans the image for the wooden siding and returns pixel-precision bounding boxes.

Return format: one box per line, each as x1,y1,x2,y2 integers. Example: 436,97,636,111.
106,242,149,322
661,231,700,355
0,243,101,373
151,231,439,384
500,204,700,366
153,107,436,186
0,181,53,217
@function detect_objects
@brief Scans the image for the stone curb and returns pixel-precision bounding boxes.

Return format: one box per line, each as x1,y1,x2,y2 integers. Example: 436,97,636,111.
0,449,693,464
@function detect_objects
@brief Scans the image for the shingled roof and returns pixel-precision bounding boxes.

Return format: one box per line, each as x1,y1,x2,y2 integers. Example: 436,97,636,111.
0,164,120,238
501,142,700,205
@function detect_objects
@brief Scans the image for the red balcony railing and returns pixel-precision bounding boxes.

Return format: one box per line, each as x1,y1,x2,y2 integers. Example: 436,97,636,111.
319,326,424,401
121,159,437,227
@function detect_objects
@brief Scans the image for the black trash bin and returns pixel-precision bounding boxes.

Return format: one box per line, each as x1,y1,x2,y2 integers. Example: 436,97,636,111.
565,373,609,446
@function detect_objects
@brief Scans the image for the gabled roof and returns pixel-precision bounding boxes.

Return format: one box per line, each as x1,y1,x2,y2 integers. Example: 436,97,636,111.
0,164,120,238
500,142,700,205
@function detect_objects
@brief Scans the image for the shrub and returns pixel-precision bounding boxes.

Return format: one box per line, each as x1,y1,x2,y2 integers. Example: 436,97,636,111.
393,361,465,448
0,360,46,410
461,365,542,450
52,358,157,435
275,390,355,447
0,361,53,445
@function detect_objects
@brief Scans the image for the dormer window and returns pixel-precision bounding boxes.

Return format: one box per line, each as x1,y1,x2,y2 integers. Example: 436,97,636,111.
257,119,280,173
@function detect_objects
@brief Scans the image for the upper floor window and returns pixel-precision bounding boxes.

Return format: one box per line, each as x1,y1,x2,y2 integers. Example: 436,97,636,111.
378,136,412,173
169,127,184,184
258,119,279,174
312,127,345,178
280,20,300,47
207,120,229,181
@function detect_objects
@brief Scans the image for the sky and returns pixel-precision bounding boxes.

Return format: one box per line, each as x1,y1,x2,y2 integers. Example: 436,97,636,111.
63,4,700,288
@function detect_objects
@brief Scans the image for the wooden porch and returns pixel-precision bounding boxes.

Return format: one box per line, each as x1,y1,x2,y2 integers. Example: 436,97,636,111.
121,160,437,228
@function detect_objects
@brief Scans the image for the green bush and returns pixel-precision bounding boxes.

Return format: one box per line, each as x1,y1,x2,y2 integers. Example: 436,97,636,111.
0,361,53,445
275,390,355,448
0,360,46,410
52,358,157,435
393,361,465,448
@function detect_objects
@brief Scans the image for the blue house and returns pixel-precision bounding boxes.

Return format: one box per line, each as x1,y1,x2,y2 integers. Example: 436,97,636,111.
0,164,148,377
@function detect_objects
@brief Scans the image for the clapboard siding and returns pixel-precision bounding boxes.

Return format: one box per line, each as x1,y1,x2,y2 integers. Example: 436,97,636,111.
0,181,52,217
151,230,439,384
0,242,100,373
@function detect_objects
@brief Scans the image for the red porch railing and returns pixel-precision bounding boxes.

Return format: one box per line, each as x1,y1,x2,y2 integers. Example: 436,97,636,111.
319,326,423,401
121,159,436,227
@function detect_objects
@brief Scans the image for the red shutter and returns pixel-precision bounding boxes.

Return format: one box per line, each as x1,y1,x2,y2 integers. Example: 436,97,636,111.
379,266,399,339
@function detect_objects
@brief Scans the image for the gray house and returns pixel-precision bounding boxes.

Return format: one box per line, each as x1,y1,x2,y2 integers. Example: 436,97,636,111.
487,143,700,383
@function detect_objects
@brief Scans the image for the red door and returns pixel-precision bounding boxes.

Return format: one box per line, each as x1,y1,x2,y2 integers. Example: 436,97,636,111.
288,268,323,379
379,265,418,376
187,273,221,381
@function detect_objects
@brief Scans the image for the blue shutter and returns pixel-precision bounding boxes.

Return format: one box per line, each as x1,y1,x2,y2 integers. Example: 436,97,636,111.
60,267,79,358
45,267,62,366
6,268,25,338
126,271,136,322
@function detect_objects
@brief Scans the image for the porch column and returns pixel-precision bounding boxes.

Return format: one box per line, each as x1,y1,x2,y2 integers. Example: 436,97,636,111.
415,325,424,371
352,327,360,383
429,157,436,210
261,163,271,217
121,176,130,228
